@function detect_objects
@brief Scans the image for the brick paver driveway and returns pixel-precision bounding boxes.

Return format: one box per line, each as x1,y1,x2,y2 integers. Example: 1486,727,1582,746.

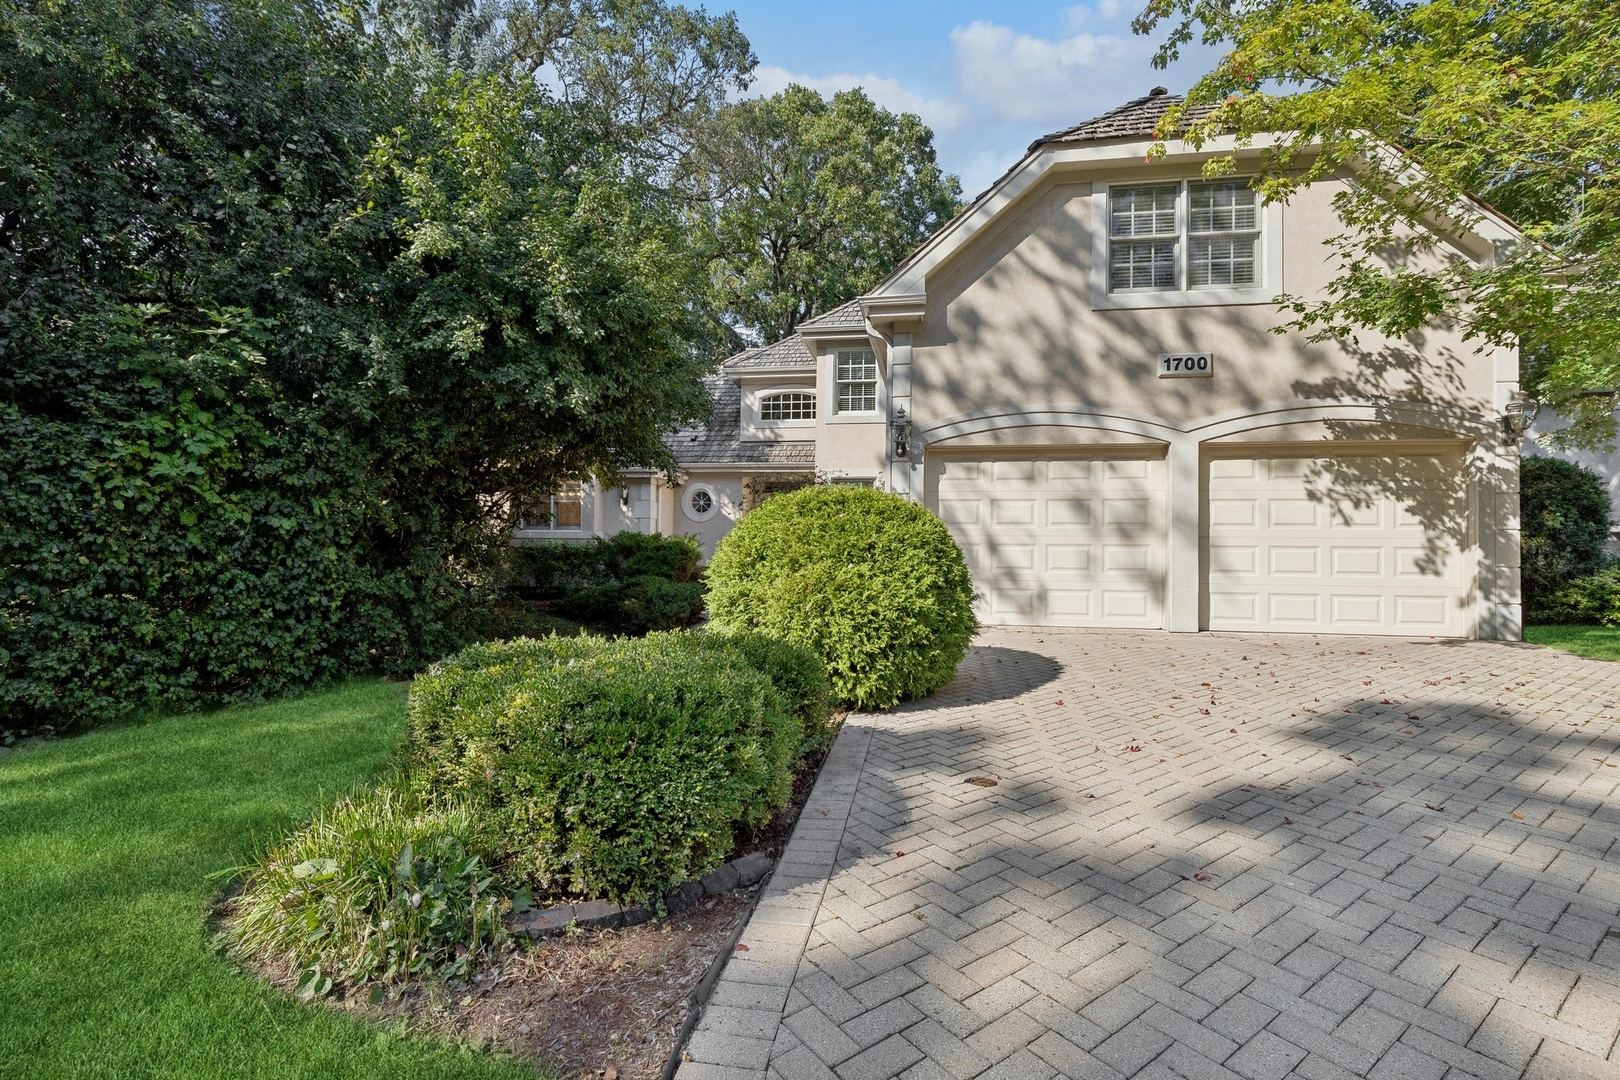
678,628,1620,1080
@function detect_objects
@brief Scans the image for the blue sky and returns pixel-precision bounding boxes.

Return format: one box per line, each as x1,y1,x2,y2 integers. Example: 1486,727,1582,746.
717,1,1225,195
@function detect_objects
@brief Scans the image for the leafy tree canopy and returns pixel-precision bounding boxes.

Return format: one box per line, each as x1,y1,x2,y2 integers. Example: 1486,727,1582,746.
1137,0,1620,446
0,0,729,726
691,85,963,344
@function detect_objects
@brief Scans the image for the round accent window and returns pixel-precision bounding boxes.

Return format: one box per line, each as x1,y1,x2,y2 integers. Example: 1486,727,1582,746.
685,483,718,522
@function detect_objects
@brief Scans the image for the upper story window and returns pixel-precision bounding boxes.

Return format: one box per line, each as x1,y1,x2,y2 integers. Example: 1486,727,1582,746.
518,483,583,531
760,391,816,421
835,349,878,413
1109,180,1259,293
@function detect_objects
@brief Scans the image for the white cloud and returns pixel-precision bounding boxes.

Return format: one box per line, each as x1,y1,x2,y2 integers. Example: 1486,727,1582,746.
949,20,1164,128
745,65,967,133
738,7,1223,196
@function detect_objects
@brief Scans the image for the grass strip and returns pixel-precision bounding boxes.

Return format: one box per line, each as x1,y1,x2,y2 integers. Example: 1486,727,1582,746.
0,680,542,1080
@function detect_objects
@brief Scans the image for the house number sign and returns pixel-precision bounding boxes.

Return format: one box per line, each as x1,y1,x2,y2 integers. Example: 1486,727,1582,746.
1158,352,1214,378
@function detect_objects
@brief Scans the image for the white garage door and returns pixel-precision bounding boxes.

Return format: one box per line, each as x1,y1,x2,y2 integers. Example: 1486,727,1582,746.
1204,452,1469,635
936,455,1166,628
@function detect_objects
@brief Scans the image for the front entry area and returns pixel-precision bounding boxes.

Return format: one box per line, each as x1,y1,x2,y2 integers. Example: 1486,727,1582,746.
935,452,1166,628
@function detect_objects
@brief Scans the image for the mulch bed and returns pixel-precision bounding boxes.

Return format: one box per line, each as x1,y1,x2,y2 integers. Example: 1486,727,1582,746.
230,738,835,1079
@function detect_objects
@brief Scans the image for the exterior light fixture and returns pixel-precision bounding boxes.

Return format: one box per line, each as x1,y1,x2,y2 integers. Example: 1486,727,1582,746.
892,407,912,459
1502,392,1539,437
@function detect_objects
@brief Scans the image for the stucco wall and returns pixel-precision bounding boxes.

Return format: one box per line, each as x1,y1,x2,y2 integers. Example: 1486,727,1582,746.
672,476,745,559
908,172,1498,435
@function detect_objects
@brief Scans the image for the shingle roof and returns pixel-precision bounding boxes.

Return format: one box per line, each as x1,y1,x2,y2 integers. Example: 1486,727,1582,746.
721,335,815,372
666,375,815,466
1032,89,1220,150
798,299,866,330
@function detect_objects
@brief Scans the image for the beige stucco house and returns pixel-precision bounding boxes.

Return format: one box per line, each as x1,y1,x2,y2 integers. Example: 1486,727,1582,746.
519,89,1529,640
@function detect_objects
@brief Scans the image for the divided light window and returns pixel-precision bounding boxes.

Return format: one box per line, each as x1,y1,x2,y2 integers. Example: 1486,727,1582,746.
1109,180,1259,293
835,349,878,413
518,483,583,531
760,391,815,421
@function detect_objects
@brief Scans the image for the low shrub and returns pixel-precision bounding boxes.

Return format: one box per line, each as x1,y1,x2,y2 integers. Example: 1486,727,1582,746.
705,485,978,710
407,631,801,905
229,785,510,995
549,576,706,635
1541,567,1620,626
1523,457,1613,620
512,532,701,597
715,631,837,754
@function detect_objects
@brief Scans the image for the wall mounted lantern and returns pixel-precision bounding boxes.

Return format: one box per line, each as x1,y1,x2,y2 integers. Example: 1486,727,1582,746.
1502,393,1539,437
892,407,912,459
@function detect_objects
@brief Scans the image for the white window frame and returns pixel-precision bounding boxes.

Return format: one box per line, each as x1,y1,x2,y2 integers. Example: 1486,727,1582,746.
833,348,880,416
516,483,586,534
759,390,816,422
682,482,719,522
1090,178,1283,311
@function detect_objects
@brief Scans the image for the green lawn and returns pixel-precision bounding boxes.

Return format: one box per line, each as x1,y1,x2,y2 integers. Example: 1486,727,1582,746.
0,681,542,1080
1525,624,1620,662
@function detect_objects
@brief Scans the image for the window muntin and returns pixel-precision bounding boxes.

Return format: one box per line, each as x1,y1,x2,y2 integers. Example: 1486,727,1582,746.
684,483,717,521
1188,181,1258,287
760,391,815,421
519,483,584,531
1108,180,1261,293
835,349,878,413
1109,185,1179,291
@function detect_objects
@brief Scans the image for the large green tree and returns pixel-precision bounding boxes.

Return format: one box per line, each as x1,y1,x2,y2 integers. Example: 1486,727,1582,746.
692,86,963,344
1136,0,1620,446
0,0,728,727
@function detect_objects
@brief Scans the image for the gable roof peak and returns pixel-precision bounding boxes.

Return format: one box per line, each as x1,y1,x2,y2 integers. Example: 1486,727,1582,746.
1029,89,1219,151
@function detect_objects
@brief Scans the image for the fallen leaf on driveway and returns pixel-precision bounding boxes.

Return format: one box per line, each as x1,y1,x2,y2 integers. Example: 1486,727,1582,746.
1424,804,1447,812
1512,811,1526,820
1284,817,1294,825
735,943,748,952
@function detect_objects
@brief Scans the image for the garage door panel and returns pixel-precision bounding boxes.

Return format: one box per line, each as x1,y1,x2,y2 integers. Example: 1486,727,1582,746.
1332,547,1383,575
1268,499,1321,528
1047,499,1092,526
991,500,1035,525
1209,545,1258,575
1269,547,1320,576
1047,544,1092,572
1205,452,1467,635
939,454,1165,629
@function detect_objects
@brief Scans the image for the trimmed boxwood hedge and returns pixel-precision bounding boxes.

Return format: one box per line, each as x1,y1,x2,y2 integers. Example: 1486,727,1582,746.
406,630,828,904
1523,457,1613,621
704,485,977,710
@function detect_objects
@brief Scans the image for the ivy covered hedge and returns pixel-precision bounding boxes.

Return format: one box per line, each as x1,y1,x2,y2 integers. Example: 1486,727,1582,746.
1,0,719,732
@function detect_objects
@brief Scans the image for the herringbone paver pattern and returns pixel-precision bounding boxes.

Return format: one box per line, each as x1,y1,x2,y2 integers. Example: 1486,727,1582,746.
679,629,1620,1079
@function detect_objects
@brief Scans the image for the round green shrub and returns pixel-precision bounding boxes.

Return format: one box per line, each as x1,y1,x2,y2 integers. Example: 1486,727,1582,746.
1522,457,1613,620
705,485,978,710
713,631,836,753
407,631,802,905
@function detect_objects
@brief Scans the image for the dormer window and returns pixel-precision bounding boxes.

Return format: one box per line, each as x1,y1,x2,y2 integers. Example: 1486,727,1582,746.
1109,180,1259,293
760,391,816,421
835,349,878,413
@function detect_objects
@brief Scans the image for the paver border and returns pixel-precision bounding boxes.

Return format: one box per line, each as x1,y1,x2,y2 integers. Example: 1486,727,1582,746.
674,719,877,1079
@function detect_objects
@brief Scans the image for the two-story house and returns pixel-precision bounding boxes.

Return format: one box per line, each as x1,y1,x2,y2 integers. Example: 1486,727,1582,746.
519,88,1527,640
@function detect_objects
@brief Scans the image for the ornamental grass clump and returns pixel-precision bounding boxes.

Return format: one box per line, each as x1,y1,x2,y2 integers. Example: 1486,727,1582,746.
705,485,978,710
407,631,810,905
229,784,509,997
